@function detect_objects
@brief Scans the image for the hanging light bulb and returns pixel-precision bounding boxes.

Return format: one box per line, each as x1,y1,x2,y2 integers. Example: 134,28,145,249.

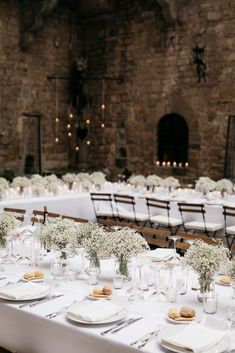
67,123,71,129
86,119,90,124
55,137,59,143
86,140,91,146
68,132,72,138
75,145,79,151
101,123,105,128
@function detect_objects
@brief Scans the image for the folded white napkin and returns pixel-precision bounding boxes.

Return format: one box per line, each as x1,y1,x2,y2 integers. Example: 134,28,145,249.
15,225,36,235
67,300,125,322
148,249,175,261
160,323,226,353
0,282,49,300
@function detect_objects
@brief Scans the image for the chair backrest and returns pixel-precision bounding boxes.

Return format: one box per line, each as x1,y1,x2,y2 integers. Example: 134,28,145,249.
146,197,171,224
113,194,137,222
90,192,115,219
178,202,207,232
175,232,220,252
223,205,235,226
31,206,60,225
98,219,170,248
61,214,88,223
3,207,26,222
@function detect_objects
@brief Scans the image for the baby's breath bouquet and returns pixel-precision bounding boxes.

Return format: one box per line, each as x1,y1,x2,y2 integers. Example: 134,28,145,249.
128,175,146,188
0,213,20,247
195,177,216,194
216,178,233,195
184,240,230,296
110,227,150,277
34,218,79,258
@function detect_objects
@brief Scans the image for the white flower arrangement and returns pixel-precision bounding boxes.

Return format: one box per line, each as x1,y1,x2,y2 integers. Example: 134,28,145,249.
146,175,162,187
184,240,230,292
81,226,113,261
34,218,79,251
11,176,31,189
110,226,150,260
216,179,233,194
0,212,20,246
195,177,216,194
128,175,146,187
31,174,47,186
91,171,106,186
44,174,59,183
0,178,9,190
161,176,180,189
62,173,77,184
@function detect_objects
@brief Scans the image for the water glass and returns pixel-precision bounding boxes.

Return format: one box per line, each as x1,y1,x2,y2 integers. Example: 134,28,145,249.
87,267,99,285
113,275,123,289
203,291,218,314
51,258,63,279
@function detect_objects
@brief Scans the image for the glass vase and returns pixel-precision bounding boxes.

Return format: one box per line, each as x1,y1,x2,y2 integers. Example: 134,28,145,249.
116,255,130,279
197,273,214,302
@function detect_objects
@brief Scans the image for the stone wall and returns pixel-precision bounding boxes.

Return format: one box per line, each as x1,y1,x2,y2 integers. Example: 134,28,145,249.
1,0,235,183
79,0,235,183
0,0,80,177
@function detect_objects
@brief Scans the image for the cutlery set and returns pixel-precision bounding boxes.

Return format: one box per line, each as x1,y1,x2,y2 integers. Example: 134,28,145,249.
19,294,64,309
45,300,77,319
130,326,164,349
100,317,143,335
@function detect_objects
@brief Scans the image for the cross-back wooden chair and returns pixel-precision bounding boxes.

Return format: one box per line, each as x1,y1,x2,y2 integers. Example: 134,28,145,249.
223,205,235,250
3,207,26,222
98,218,170,248
113,194,148,225
146,197,182,235
31,206,60,225
90,193,116,220
178,202,223,237
61,214,88,223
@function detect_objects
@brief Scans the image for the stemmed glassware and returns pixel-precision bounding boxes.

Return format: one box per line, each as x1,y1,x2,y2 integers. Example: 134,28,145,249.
169,235,181,260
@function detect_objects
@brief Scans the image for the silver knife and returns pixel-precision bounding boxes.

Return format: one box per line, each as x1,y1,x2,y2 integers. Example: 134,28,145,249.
111,317,143,333
29,294,64,307
100,318,133,335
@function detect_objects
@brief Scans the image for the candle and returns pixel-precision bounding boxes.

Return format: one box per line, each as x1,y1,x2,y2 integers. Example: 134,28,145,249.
167,161,171,167
173,162,177,167
203,292,218,314
156,161,160,167
178,163,182,168
162,161,166,167
185,162,189,168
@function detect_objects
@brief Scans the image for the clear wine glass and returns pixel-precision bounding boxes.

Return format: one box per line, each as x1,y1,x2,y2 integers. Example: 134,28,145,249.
169,235,181,260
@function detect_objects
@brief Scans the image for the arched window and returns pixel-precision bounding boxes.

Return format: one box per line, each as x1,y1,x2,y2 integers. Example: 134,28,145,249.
157,113,189,164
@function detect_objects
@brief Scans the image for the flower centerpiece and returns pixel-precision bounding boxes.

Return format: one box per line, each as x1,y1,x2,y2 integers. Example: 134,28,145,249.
128,175,146,189
34,218,79,259
146,175,162,192
184,240,230,300
30,174,47,197
216,178,233,197
91,171,106,190
11,176,31,194
110,227,150,277
161,176,180,190
81,224,112,268
195,177,216,195
62,173,77,189
0,177,9,199
0,212,20,247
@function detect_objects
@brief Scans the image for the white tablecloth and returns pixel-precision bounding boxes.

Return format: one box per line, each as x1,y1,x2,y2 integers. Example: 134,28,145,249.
0,258,234,353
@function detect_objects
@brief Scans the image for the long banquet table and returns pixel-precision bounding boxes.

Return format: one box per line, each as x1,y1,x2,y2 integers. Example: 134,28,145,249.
0,256,235,353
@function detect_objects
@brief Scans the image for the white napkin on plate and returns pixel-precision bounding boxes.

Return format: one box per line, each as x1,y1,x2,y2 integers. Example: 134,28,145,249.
67,300,125,322
0,282,49,300
160,323,226,353
148,248,175,261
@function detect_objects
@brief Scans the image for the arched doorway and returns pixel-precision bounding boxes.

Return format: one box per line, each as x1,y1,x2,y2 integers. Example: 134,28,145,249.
157,113,189,164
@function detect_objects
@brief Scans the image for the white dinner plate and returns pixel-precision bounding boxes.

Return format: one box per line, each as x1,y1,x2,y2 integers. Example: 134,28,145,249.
158,325,231,353
167,316,196,325
66,307,127,325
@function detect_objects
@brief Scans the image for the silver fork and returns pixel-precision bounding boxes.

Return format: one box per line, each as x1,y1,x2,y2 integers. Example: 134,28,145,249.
132,326,164,349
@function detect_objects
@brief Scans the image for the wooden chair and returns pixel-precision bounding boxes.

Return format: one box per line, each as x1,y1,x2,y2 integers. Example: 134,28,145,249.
175,232,222,252
98,219,170,248
178,202,223,237
113,194,148,225
31,206,60,225
90,193,116,220
61,214,88,223
146,197,182,234
223,205,235,250
3,207,26,222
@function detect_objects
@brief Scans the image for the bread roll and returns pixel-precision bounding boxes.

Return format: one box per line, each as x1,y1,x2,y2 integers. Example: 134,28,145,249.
174,316,195,321
34,271,44,279
93,287,104,295
168,308,181,319
102,284,112,295
23,272,35,280
180,306,195,318
219,275,231,285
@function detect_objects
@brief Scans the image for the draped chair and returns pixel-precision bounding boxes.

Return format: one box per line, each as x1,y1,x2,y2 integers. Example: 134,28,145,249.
3,207,26,222
178,202,223,237
90,193,116,221
113,194,148,225
146,197,182,235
